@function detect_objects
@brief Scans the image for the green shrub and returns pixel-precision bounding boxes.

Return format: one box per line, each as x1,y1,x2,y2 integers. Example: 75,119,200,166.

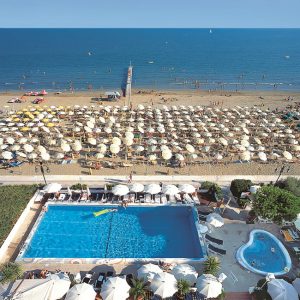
0,185,38,247
204,256,221,276
276,177,300,197
201,181,223,198
176,279,190,298
0,262,23,283
70,183,87,190
230,179,253,198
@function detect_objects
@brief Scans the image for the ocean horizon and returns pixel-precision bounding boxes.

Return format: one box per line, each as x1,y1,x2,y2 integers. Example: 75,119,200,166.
0,28,299,92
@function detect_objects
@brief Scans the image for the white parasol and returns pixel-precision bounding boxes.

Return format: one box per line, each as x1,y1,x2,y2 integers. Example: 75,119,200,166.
112,184,129,196
172,264,198,286
150,272,177,299
178,184,195,194
137,263,163,282
196,274,222,298
144,184,161,195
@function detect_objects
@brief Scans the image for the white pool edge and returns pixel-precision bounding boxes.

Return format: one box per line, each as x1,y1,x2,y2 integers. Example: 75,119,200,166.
236,229,292,276
16,203,207,264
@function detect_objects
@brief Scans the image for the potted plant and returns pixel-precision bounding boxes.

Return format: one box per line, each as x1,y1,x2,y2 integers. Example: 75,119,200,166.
129,278,147,300
0,262,23,283
204,256,221,276
176,279,190,300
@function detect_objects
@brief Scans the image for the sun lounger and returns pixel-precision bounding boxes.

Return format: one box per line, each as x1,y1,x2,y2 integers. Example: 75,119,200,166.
161,194,167,204
197,210,211,216
288,228,300,240
205,234,223,245
191,194,200,204
72,193,81,202
281,229,295,242
58,194,66,201
207,243,226,256
82,271,94,284
155,194,161,204
80,193,88,202
145,194,151,203
94,272,106,290
74,272,81,284
198,215,207,222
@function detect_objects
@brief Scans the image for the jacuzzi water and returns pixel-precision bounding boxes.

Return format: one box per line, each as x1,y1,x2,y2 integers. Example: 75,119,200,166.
236,229,291,275
22,205,203,259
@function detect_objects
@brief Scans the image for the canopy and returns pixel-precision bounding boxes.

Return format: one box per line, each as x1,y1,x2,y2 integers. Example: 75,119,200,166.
48,272,71,300
137,263,163,282
196,274,222,298
43,183,62,193
162,184,179,195
268,279,298,300
100,277,130,300
178,184,195,194
207,213,224,227
150,272,177,299
65,283,96,300
129,183,144,193
112,184,129,196
172,264,198,285
292,278,300,296
144,184,161,195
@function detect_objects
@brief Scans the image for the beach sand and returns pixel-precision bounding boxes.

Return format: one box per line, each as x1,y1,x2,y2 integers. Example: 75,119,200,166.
0,89,299,177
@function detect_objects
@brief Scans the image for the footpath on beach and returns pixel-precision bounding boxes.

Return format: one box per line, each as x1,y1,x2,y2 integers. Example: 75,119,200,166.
1,175,300,185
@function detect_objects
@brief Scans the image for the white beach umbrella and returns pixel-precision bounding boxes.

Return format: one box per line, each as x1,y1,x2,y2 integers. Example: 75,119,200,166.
110,144,120,154
98,143,107,154
240,151,251,161
196,274,222,298
6,137,15,145
112,184,129,196
135,145,144,152
207,213,224,227
61,143,71,152
219,137,228,146
65,283,96,300
28,152,38,160
43,183,62,193
162,184,179,195
268,279,298,300
150,272,177,299
72,142,82,152
178,184,196,194
23,144,34,153
175,153,185,161
87,137,96,146
292,278,300,296
186,144,195,153
16,151,27,158
137,264,163,282
144,184,161,195
48,272,71,300
283,151,292,160
2,151,13,160
100,277,130,300
112,137,121,145
162,150,172,160
258,152,267,162
172,264,198,286
11,144,20,151
37,145,47,154
124,137,133,146
148,154,157,161
129,183,144,193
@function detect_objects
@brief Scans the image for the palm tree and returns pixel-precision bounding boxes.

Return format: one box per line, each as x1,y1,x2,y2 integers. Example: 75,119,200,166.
176,279,190,300
129,278,147,300
0,262,23,283
204,256,221,276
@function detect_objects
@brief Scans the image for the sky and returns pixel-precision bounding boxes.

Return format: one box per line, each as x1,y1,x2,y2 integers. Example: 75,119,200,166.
0,0,299,28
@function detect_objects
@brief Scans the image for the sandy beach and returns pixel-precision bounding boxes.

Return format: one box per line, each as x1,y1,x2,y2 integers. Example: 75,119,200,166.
0,89,299,177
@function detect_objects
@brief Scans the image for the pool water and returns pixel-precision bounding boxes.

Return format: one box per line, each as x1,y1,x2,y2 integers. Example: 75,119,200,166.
237,230,291,275
23,205,203,259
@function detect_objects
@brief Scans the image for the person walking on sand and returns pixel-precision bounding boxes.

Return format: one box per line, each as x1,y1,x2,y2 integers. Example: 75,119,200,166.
128,171,133,183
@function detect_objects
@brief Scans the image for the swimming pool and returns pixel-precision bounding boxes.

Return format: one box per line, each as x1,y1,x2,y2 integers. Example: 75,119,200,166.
18,205,204,262
236,229,291,276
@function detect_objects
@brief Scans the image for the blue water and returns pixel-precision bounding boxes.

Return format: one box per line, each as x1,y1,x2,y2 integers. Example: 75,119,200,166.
23,205,203,259
0,29,300,92
243,232,288,273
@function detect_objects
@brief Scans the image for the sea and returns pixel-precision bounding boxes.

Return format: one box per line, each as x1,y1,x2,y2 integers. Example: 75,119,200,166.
0,28,299,92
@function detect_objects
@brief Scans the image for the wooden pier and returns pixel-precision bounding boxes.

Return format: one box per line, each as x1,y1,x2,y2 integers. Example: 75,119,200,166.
125,65,133,106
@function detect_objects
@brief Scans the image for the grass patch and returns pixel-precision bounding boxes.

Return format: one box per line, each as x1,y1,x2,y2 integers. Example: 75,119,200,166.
0,185,38,247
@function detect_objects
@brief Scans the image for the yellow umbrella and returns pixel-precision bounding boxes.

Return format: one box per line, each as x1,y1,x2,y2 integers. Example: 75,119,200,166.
16,111,23,115
22,108,28,112
13,118,20,122
37,107,44,112
11,114,17,118
42,118,49,123
33,111,39,115
58,106,64,110
20,127,29,132
46,123,55,127
47,109,52,112
23,118,30,122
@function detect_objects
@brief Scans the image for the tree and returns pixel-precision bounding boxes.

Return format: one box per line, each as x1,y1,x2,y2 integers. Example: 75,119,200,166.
252,185,300,224
204,256,221,276
0,262,23,283
230,179,253,198
276,177,300,197
201,181,223,198
129,278,147,300
176,279,190,300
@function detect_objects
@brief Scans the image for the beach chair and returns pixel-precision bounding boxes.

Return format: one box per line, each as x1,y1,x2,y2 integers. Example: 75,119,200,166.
155,194,161,204
161,194,167,204
145,194,151,203
280,229,295,242
94,272,106,290
198,215,207,222
81,271,95,284
58,194,66,201
205,234,223,245
191,194,200,205
207,243,226,256
197,209,211,216
80,192,88,202
74,272,81,284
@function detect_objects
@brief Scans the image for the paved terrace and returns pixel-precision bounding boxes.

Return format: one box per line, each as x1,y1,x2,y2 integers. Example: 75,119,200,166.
1,175,300,294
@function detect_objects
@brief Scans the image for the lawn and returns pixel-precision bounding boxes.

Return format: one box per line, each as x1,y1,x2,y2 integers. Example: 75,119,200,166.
0,185,38,247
